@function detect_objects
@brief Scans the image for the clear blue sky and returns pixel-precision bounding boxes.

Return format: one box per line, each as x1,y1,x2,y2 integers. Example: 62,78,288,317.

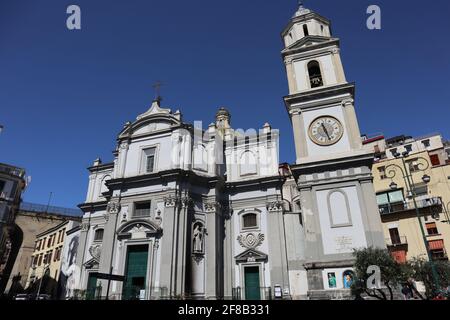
1,0,449,208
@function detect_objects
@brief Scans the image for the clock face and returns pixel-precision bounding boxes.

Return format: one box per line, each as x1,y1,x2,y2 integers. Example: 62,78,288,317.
308,116,344,146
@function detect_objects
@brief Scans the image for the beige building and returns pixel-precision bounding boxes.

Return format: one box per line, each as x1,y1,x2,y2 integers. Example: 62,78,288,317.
25,219,80,297
0,163,26,293
4,204,81,296
364,133,450,263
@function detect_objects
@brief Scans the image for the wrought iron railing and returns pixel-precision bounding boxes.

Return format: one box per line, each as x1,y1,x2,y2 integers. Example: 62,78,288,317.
0,164,25,178
231,287,272,300
386,236,408,247
378,197,442,215
20,202,83,216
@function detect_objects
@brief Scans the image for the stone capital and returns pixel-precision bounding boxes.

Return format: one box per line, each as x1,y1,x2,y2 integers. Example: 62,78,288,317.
266,201,284,212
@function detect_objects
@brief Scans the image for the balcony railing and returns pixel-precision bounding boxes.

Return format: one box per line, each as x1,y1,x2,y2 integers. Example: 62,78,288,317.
20,202,83,217
386,236,408,247
378,197,442,215
0,164,25,178
232,287,272,300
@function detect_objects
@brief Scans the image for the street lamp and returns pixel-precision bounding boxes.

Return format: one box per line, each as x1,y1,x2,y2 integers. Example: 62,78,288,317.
36,264,50,299
385,152,441,296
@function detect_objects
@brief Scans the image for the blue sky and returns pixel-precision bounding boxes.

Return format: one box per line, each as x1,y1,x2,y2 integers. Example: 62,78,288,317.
1,0,449,208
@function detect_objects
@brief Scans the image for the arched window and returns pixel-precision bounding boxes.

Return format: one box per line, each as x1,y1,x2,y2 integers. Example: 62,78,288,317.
240,151,257,176
242,213,258,229
94,228,104,241
307,60,323,88
303,24,309,37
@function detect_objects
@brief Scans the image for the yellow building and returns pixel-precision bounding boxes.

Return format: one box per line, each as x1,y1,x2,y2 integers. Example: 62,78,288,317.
25,220,79,297
363,133,450,263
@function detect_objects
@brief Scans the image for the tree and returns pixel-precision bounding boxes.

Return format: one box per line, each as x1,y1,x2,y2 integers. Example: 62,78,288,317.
409,258,450,299
352,247,412,300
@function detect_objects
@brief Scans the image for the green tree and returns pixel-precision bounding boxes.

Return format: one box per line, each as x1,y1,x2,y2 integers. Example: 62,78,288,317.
409,258,450,299
352,247,412,300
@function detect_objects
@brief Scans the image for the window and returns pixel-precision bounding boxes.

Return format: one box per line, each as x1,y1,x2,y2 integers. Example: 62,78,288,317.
405,158,421,173
143,148,156,173
35,240,41,251
303,24,309,36
429,240,447,260
426,222,439,236
390,148,398,157
60,229,65,243
32,255,39,267
44,250,53,264
47,237,51,248
430,154,441,166
377,190,405,214
422,139,431,148
404,144,412,153
134,201,151,218
0,180,5,193
413,184,428,197
94,229,104,241
389,228,401,245
307,61,323,88
38,254,43,266
378,166,387,179
242,213,258,229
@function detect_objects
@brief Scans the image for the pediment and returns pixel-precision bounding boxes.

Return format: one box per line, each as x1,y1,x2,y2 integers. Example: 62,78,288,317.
118,100,182,138
117,220,162,240
235,248,268,263
83,258,99,270
283,36,338,52
137,100,172,120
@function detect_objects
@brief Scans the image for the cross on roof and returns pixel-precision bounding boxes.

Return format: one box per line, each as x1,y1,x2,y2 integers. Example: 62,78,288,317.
152,81,164,101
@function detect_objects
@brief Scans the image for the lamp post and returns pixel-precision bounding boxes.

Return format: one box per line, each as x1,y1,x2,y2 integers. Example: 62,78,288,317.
36,264,49,299
385,151,441,296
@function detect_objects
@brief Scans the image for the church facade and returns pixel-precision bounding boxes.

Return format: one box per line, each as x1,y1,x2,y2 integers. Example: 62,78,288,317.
74,5,385,300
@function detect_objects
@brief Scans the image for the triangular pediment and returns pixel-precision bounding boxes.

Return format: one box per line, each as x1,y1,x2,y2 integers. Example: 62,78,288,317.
283,35,338,52
83,258,99,270
235,248,268,263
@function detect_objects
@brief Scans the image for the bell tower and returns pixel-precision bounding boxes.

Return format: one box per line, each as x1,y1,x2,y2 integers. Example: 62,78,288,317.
282,3,365,164
281,4,386,299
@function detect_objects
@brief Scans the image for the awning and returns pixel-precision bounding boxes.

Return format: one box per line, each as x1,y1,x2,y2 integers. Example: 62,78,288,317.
428,239,444,250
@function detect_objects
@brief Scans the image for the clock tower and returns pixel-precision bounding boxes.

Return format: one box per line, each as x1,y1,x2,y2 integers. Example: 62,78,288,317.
281,4,385,298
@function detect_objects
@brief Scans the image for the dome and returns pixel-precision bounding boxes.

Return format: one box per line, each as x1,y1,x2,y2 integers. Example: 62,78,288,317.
216,107,230,118
293,3,311,17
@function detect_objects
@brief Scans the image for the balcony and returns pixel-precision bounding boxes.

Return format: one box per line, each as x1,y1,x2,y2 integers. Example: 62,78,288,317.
386,236,408,247
0,163,25,178
378,197,442,216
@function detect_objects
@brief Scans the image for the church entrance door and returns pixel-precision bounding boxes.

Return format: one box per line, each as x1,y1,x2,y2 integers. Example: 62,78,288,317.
123,244,149,300
244,266,261,300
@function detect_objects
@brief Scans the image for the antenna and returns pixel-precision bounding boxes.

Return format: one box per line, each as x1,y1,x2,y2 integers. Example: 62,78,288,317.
45,192,53,213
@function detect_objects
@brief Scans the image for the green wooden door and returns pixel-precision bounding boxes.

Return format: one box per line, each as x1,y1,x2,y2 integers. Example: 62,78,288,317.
244,267,261,300
86,274,98,300
123,245,149,300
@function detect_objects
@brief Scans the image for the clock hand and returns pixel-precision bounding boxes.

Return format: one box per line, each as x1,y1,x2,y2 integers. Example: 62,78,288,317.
321,123,331,140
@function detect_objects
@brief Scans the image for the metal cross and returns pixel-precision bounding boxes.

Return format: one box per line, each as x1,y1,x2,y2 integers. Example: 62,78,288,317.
152,81,164,101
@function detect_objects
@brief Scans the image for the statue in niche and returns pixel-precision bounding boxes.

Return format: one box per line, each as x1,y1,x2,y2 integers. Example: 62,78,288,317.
193,224,204,253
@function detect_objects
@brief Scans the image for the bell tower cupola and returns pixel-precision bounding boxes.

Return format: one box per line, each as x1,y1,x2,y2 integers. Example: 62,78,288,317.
282,2,332,47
